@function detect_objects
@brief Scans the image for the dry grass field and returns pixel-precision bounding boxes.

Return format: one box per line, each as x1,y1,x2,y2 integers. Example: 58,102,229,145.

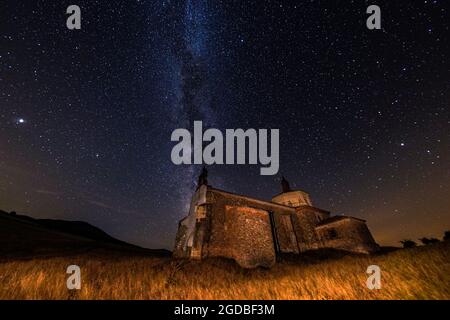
0,242,448,300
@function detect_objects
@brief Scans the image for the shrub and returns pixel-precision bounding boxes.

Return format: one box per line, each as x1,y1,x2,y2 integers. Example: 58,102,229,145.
400,240,416,248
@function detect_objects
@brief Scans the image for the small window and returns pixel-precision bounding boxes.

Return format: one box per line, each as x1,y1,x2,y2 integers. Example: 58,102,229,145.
327,228,338,239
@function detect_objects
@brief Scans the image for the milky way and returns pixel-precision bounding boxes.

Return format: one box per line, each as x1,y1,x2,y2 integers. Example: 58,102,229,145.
0,1,449,249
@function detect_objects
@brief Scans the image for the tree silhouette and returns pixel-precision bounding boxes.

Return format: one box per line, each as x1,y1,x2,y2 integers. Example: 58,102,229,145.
400,240,416,248
444,231,450,241
419,237,440,245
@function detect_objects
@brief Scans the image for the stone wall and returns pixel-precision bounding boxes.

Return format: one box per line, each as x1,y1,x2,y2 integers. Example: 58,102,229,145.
291,210,320,251
173,185,208,258
272,214,299,253
205,188,295,261
173,222,188,257
207,188,299,256
315,218,379,254
224,206,275,268
271,190,312,207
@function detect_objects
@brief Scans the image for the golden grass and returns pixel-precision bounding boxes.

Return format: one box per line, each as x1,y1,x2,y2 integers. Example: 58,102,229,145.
0,242,449,300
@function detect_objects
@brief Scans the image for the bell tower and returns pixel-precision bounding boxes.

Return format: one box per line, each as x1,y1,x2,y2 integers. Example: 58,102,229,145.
281,176,291,193
197,167,208,189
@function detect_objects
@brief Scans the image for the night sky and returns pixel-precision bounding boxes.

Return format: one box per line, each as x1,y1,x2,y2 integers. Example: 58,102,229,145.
1,1,449,249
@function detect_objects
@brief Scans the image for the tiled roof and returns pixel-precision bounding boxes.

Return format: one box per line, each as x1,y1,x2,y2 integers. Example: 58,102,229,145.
316,215,365,227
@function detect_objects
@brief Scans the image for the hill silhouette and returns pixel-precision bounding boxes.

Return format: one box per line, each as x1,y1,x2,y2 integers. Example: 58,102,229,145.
0,209,170,260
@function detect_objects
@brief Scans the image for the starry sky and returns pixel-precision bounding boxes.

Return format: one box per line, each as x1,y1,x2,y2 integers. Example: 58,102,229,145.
0,1,449,249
